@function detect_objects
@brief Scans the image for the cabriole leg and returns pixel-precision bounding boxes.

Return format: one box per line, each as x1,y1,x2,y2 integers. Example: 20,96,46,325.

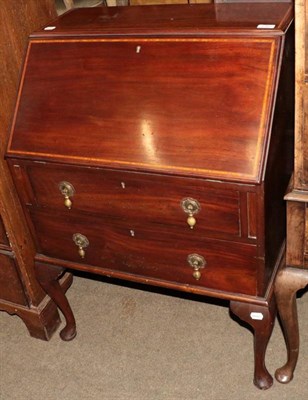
274,267,308,383
35,262,77,341
230,298,276,390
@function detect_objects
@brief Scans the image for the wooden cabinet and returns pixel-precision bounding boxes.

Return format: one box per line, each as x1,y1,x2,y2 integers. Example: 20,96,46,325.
274,0,308,384
6,2,294,388
0,0,72,340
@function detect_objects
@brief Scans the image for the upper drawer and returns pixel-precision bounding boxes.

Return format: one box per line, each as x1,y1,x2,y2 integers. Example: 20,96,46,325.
11,161,242,241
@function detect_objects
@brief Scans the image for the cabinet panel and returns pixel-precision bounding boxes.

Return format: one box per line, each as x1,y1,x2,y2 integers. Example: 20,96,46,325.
0,252,28,305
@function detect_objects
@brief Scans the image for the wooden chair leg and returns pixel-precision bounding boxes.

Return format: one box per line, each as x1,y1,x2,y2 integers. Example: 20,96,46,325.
230,297,276,390
274,267,308,383
35,262,77,341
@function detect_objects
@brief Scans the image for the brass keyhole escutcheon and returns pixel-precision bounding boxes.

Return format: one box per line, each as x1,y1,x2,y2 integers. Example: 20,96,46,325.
181,198,201,229
72,233,89,259
187,253,206,280
59,181,75,209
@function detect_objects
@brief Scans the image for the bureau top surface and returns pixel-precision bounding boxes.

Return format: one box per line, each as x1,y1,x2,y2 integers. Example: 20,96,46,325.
7,3,293,184
32,2,293,37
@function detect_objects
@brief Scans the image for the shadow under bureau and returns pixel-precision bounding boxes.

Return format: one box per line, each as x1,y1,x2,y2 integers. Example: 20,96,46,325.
6,2,294,389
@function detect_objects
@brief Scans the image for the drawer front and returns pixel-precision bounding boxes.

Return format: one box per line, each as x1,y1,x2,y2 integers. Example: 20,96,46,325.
0,252,28,305
30,210,257,296
0,216,9,247
17,162,241,241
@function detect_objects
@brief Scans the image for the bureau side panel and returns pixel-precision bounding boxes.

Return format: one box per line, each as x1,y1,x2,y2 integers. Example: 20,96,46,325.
263,26,294,292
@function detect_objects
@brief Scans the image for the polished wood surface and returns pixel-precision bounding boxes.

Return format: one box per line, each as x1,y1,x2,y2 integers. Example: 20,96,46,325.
0,0,66,340
274,0,308,385
6,3,294,388
9,37,280,183
29,207,259,295
230,295,276,390
13,161,244,241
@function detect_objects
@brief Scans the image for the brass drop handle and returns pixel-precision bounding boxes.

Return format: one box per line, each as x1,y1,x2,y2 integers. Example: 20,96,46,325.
59,181,75,209
72,233,89,258
181,198,201,229
187,253,206,280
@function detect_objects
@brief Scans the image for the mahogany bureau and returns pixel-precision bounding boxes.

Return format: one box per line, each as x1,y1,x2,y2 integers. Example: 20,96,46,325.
6,2,294,389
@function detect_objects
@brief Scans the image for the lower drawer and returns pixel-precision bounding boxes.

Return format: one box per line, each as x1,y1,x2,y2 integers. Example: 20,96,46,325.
30,209,258,296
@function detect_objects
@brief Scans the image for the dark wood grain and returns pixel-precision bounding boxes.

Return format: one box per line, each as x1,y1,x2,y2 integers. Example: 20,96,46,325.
13,161,244,241
30,208,258,296
247,192,257,239
230,295,276,390
8,37,280,183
